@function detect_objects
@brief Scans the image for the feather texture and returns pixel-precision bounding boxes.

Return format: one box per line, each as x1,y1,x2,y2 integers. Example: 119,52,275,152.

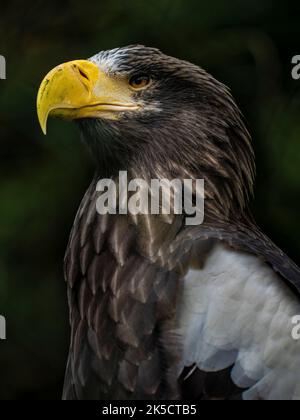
178,244,300,400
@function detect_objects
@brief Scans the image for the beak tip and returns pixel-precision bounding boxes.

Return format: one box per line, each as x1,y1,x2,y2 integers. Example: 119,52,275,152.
37,108,48,135
38,119,47,135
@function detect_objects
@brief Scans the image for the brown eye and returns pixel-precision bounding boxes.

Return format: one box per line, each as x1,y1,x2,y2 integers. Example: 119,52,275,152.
129,74,151,90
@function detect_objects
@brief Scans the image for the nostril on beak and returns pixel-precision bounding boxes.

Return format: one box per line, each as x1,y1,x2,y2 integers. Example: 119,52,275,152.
78,68,90,82
72,63,90,82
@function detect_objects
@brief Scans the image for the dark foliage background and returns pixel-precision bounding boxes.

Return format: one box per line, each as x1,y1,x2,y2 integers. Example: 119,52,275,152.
0,0,299,400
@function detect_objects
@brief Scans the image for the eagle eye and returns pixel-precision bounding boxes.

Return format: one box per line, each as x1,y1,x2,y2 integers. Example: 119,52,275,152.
129,74,151,90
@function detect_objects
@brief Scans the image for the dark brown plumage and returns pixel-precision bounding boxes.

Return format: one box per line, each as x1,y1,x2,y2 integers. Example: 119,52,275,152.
40,46,300,400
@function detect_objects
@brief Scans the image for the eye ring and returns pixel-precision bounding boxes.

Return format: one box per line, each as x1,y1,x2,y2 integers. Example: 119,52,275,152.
129,74,151,90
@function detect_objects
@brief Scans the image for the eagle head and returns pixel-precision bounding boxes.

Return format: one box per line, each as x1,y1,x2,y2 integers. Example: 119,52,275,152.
37,45,255,219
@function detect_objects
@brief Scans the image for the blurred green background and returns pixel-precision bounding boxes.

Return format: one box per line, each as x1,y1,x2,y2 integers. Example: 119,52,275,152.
0,0,299,400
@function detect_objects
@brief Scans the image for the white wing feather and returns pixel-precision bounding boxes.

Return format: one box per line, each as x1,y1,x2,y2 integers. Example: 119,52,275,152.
177,244,300,400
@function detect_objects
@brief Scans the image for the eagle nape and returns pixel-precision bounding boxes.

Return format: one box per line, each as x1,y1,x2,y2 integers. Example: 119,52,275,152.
37,45,300,401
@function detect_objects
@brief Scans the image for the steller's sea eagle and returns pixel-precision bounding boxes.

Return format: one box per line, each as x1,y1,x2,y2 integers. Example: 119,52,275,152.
37,45,300,400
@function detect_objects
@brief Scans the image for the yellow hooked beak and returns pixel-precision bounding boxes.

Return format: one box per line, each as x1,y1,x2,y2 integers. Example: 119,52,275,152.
37,60,139,134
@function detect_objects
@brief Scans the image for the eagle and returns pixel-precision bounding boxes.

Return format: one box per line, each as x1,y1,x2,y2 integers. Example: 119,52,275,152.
37,45,300,400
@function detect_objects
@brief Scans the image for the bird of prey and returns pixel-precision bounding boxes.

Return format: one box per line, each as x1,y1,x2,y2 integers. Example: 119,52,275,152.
37,45,300,400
